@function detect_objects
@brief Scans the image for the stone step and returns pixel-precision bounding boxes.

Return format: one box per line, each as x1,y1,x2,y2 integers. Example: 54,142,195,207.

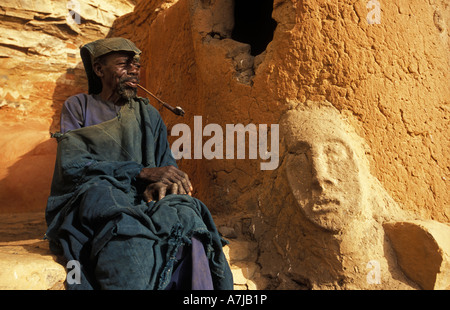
0,239,66,289
0,212,265,290
0,212,66,290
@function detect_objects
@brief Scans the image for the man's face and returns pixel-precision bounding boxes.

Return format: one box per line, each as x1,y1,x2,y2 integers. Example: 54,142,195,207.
283,111,364,233
96,51,141,100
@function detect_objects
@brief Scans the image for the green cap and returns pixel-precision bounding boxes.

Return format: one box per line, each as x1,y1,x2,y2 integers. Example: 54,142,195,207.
80,37,141,94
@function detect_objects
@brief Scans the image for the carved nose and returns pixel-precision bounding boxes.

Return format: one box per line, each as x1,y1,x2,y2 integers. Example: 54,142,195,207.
311,154,337,192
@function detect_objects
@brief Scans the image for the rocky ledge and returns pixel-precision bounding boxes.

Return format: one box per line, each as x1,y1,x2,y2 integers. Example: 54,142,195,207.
0,211,261,290
0,212,65,290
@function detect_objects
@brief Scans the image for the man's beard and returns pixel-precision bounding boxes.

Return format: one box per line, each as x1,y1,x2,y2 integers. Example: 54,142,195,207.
117,76,139,100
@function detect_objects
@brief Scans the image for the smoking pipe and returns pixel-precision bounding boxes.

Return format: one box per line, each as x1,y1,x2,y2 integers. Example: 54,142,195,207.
137,84,185,116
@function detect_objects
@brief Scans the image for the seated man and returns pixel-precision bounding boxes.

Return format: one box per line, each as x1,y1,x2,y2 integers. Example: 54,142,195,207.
45,37,233,290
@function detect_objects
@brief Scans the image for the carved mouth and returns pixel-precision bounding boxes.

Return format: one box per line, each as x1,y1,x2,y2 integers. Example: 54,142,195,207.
311,197,341,212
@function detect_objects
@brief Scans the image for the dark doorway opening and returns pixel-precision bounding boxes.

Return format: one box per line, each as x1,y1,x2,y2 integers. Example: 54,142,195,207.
231,0,277,56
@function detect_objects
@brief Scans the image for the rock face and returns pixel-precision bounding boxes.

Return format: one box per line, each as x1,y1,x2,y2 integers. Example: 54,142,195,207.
384,220,450,290
0,0,136,290
0,0,449,290
0,212,66,290
0,239,66,290
0,0,136,213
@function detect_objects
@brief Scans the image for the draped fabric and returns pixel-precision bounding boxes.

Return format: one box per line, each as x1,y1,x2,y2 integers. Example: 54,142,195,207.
45,97,233,290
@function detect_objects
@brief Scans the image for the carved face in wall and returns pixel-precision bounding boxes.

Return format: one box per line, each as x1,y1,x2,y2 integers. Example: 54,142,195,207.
282,105,365,233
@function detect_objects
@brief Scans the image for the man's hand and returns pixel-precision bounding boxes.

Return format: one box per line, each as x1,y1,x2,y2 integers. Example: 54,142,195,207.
137,166,193,201
143,181,191,202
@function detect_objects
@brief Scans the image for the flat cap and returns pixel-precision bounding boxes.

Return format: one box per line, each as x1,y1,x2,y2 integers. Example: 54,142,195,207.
80,37,141,94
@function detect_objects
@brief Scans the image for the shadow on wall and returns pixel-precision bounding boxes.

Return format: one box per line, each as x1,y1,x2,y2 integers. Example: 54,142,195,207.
0,65,87,214
232,0,277,56
0,137,56,214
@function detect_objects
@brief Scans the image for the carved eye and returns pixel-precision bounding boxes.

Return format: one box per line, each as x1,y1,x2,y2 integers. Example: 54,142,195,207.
324,141,350,163
288,141,310,155
285,141,314,198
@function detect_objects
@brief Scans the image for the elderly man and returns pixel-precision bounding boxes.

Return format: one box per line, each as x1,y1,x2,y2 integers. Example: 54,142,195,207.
45,37,233,290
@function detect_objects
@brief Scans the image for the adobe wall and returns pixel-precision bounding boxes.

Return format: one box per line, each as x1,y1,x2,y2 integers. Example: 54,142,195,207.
112,0,449,222
110,0,450,289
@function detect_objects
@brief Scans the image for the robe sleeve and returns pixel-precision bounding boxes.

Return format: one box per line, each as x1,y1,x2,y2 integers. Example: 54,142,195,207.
60,94,87,133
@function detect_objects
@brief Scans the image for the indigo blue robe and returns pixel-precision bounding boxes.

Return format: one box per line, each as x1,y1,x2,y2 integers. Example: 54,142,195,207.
45,97,233,290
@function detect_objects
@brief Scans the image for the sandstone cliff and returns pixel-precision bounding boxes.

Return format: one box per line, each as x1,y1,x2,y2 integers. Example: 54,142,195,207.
0,0,136,290
0,0,136,213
